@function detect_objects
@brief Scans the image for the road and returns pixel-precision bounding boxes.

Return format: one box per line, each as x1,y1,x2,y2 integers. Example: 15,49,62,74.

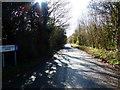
3,44,120,88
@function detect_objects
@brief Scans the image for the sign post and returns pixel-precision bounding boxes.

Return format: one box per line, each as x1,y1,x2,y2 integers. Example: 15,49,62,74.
2,53,5,67
14,51,17,66
0,45,18,67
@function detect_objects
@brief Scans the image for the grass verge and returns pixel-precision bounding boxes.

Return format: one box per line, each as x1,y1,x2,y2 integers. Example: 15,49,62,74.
71,44,120,65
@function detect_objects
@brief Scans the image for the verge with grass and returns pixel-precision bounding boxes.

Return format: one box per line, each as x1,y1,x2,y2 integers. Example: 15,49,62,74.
71,44,120,66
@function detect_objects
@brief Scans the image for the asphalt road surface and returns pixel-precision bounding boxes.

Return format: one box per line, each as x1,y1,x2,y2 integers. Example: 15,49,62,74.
3,44,120,89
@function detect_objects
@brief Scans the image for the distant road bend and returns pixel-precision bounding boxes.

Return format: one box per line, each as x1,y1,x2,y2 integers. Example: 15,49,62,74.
3,44,120,88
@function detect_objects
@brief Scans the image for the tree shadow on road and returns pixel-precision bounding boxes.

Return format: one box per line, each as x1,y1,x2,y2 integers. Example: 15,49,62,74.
55,52,119,88
3,51,120,88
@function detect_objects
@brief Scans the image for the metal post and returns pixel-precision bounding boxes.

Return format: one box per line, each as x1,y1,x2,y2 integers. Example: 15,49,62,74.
15,51,17,66
2,53,5,67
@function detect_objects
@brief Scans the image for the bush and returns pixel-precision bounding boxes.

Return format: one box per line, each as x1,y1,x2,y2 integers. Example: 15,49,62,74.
49,26,67,54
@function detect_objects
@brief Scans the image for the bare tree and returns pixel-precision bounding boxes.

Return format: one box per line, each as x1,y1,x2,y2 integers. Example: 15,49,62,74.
47,0,71,29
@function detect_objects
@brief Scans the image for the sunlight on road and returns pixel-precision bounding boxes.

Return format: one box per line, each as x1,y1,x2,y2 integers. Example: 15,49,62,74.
4,44,119,88
30,75,36,82
53,44,119,88
64,44,71,47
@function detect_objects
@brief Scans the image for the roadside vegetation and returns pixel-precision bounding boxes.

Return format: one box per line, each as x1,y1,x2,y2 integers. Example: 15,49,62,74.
2,0,69,82
68,1,120,66
71,44,120,65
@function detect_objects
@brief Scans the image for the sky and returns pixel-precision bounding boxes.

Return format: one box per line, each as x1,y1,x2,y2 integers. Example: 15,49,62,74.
66,0,91,37
34,0,91,37
2,0,91,37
